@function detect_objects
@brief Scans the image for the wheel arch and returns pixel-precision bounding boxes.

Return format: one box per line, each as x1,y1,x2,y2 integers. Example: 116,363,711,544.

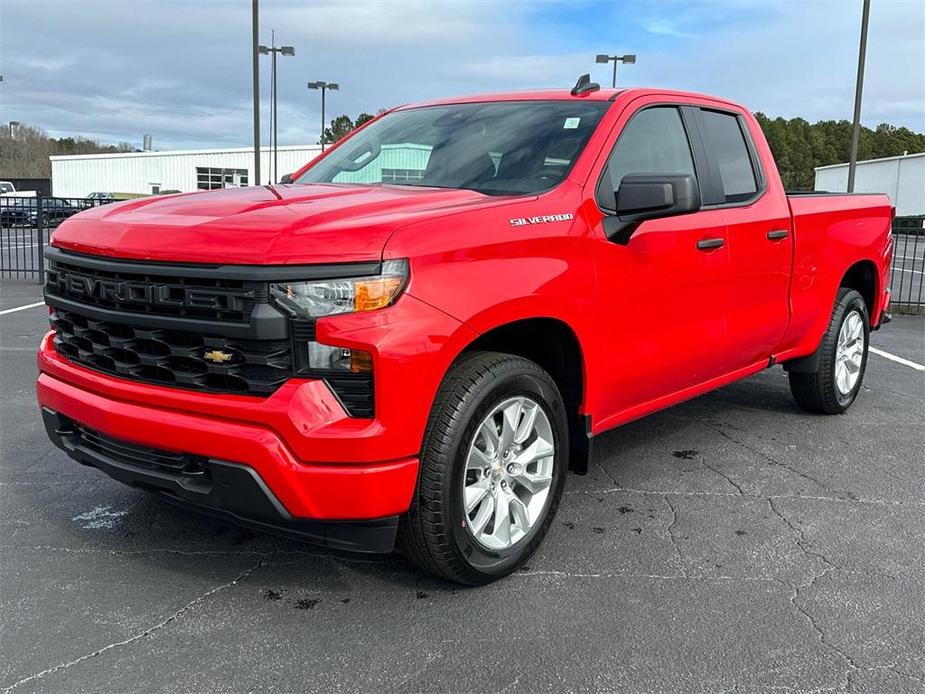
839,259,879,320
783,268,875,374
456,316,591,474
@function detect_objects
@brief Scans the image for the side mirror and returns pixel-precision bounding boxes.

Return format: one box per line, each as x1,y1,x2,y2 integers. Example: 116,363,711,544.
279,173,294,184
615,173,700,222
603,173,701,243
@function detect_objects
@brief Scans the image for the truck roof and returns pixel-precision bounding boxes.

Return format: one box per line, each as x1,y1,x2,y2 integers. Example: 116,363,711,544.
399,87,750,113
403,88,623,107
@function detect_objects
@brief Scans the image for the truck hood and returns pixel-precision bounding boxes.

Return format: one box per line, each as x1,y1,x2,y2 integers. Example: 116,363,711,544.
52,183,514,265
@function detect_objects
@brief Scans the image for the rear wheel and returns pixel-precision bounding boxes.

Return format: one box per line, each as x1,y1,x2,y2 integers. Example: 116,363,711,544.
398,351,568,584
789,288,869,414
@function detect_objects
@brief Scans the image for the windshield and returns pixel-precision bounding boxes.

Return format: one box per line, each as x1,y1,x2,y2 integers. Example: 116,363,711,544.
296,101,609,195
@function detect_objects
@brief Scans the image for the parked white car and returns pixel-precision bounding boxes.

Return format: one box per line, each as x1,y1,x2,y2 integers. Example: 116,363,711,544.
0,182,37,197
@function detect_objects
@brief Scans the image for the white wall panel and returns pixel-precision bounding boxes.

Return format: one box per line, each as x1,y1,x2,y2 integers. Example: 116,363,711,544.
50,146,323,198
814,153,924,216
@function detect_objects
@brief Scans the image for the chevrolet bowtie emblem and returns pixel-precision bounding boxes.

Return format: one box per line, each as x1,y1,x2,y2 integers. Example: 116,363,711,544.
203,350,233,363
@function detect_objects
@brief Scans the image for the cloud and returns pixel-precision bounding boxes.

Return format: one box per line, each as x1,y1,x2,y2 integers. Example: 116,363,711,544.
642,20,696,38
0,0,921,152
613,0,925,129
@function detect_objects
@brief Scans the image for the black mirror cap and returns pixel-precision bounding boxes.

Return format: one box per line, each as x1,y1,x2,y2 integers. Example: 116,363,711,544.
279,173,294,184
615,173,701,223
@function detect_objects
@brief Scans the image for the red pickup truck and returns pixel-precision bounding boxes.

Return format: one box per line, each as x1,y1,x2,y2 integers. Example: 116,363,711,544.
38,83,893,584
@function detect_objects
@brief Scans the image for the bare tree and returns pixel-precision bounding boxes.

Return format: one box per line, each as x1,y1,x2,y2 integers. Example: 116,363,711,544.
0,123,136,178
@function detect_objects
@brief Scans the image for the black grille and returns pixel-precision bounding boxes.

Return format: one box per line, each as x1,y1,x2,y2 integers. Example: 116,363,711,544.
45,251,375,414
74,424,210,479
52,308,291,394
46,258,261,322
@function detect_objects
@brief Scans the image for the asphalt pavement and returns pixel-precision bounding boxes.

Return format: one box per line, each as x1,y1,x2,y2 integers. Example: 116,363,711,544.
1,279,923,693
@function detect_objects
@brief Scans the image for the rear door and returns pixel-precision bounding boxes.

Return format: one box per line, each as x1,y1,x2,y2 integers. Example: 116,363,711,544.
694,107,793,367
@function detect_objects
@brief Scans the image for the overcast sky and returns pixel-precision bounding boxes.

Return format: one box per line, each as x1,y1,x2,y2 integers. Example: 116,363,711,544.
1,0,923,150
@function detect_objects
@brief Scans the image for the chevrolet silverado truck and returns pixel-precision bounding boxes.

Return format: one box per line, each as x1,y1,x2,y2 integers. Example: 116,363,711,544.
37,81,893,584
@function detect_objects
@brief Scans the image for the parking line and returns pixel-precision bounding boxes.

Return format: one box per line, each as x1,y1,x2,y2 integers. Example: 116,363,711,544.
870,347,925,372
0,301,45,316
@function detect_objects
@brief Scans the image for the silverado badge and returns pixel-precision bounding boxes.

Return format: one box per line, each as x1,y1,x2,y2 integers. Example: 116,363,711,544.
203,350,233,363
509,213,574,227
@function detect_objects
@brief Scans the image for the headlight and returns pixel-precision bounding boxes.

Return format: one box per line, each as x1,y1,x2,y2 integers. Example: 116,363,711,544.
270,259,408,318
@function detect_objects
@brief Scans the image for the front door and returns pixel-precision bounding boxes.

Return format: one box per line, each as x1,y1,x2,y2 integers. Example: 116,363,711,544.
589,103,735,422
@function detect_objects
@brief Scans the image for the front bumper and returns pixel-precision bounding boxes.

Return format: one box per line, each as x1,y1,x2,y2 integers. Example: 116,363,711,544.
37,331,423,527
35,287,476,546
42,409,399,552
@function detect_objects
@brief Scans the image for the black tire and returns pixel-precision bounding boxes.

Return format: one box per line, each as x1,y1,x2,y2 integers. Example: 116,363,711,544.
789,288,869,414
398,351,568,585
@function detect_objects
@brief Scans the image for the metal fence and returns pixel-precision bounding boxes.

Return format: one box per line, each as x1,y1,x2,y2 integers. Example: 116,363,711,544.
890,216,924,313
1,195,111,281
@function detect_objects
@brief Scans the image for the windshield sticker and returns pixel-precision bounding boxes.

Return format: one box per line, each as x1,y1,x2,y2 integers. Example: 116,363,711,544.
563,117,581,129
510,213,574,227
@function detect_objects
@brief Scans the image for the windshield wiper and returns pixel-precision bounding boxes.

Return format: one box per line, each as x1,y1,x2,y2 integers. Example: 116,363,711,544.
384,182,523,196
383,182,486,193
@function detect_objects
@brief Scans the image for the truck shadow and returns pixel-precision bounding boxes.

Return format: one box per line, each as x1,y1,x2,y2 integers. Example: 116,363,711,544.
36,370,809,597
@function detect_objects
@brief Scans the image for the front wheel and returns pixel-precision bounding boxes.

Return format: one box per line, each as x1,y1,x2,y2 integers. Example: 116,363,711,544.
398,351,568,584
789,288,869,414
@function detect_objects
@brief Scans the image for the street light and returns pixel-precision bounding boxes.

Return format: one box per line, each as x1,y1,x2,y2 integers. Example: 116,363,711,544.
258,32,295,184
307,81,339,152
251,0,260,187
847,0,871,193
595,53,636,88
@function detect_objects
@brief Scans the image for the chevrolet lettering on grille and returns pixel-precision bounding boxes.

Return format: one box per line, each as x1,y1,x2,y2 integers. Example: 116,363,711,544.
52,268,252,311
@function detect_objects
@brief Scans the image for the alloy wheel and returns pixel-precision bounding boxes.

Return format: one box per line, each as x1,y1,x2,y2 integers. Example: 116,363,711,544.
461,396,555,550
835,309,864,395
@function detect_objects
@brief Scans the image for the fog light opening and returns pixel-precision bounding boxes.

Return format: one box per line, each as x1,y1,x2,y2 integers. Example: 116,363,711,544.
307,341,372,374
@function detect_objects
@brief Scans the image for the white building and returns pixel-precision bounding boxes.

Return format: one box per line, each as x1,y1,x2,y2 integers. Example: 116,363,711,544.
814,152,924,216
50,145,323,198
49,143,438,198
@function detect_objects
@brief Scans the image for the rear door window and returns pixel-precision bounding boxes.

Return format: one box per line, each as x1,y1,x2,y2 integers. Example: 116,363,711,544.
698,109,759,203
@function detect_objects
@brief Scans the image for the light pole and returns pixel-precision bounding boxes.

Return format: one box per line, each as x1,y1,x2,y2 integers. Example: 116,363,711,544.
847,0,871,193
595,53,636,88
258,34,295,184
251,0,260,186
307,81,339,151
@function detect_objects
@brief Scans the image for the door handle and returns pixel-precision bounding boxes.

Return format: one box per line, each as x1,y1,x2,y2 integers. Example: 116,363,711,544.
767,229,789,241
697,238,725,250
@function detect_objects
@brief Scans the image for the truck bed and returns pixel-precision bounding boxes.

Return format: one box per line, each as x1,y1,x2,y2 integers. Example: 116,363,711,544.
779,192,893,361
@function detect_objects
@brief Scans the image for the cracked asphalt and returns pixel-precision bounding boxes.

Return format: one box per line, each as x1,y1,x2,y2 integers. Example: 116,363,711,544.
1,279,923,693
